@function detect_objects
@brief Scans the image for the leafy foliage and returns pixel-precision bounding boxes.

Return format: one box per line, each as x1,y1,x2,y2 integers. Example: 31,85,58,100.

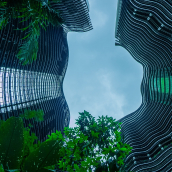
51,111,133,172
0,109,133,172
0,0,65,65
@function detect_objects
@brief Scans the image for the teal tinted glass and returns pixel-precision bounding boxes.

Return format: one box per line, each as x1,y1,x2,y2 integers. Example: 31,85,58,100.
150,69,172,104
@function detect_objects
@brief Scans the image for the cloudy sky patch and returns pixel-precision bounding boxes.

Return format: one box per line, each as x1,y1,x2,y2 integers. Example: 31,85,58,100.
64,0,143,129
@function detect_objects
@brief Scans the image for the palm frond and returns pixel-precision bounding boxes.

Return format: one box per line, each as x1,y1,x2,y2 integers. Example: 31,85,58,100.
0,0,65,66
16,20,40,65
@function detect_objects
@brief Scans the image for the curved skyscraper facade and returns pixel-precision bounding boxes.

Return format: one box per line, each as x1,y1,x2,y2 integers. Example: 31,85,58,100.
115,0,172,171
0,0,92,152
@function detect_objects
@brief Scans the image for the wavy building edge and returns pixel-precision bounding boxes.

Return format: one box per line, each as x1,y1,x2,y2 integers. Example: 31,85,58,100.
0,0,93,171
115,0,172,171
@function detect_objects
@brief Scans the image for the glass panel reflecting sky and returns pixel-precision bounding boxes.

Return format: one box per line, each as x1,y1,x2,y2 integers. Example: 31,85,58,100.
0,67,62,113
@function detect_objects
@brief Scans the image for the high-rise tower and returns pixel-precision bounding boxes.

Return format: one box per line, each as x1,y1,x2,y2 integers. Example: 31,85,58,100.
0,0,92,152
115,0,172,171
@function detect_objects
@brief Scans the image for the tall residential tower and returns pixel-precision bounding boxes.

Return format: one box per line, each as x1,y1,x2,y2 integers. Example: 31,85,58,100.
0,0,92,147
115,0,172,171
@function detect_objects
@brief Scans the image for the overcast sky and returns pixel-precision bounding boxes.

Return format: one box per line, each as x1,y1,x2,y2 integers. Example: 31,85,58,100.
63,0,143,130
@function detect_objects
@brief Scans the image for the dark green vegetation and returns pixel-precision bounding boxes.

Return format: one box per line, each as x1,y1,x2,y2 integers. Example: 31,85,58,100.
0,0,65,65
0,109,133,172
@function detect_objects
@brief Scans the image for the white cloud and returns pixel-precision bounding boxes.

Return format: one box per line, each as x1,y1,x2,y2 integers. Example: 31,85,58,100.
90,10,108,29
68,70,126,129
91,70,126,120
88,0,109,29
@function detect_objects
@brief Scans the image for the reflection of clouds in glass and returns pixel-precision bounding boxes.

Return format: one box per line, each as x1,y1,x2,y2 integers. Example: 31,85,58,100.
0,67,62,113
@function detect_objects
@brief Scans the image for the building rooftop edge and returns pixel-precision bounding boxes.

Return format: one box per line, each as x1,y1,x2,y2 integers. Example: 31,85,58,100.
115,0,122,39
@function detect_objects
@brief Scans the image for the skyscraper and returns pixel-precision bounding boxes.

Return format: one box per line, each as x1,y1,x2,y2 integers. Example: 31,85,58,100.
115,0,172,171
0,1,92,171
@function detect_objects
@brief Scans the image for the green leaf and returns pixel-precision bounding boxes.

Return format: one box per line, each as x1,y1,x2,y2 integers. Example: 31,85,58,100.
19,14,32,23
0,117,24,171
119,148,127,151
39,19,47,30
22,32,32,40
22,139,63,172
117,159,124,166
0,2,7,7
74,164,80,171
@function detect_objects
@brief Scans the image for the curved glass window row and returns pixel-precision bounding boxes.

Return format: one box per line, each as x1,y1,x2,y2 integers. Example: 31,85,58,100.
115,0,172,171
149,68,172,105
0,67,62,113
